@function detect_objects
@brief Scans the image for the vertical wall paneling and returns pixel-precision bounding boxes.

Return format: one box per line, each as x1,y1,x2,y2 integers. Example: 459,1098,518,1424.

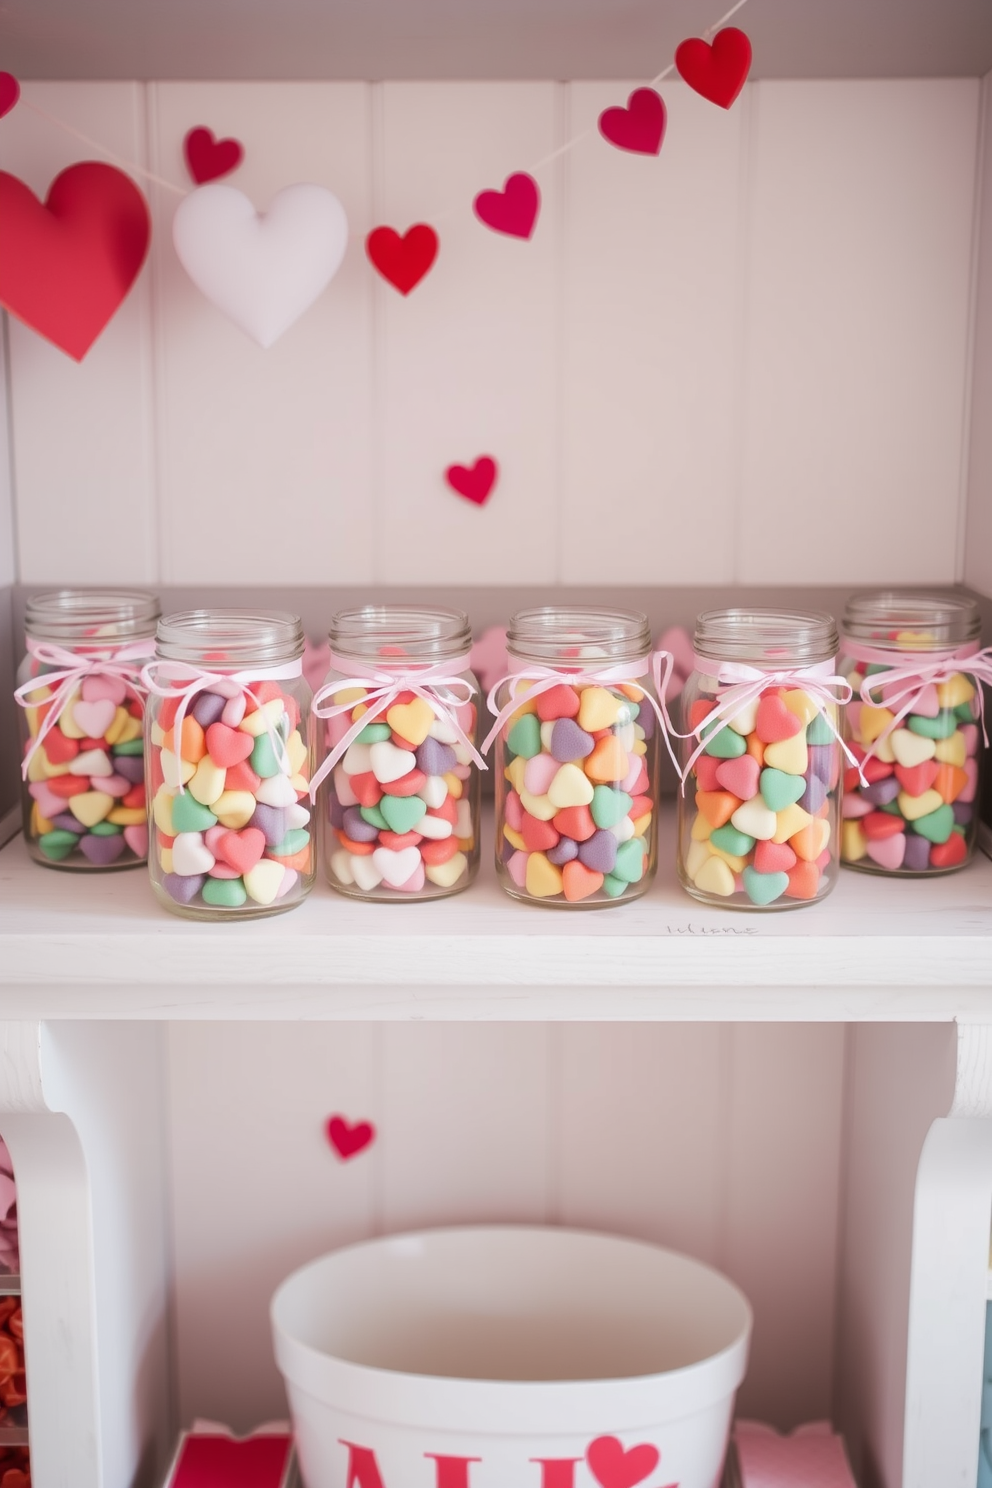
0,83,159,584
380,1023,552,1233
167,1023,380,1431
148,83,375,586
739,80,979,586
376,83,561,584
965,72,992,599
722,1024,846,1427
561,81,746,585
0,319,14,586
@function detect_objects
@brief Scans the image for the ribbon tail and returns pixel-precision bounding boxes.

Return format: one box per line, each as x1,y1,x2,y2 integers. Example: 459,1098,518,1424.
308,691,395,803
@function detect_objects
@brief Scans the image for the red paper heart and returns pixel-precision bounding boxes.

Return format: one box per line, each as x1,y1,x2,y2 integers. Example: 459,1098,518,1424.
473,172,540,239
327,1115,376,1160
0,162,150,361
172,1435,291,1488
675,26,752,109
598,88,667,156
445,456,497,506
366,224,439,294
0,74,20,119
183,125,245,185
586,1436,660,1488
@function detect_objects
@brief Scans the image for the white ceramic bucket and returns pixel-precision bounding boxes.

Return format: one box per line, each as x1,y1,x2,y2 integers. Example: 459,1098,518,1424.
271,1226,751,1488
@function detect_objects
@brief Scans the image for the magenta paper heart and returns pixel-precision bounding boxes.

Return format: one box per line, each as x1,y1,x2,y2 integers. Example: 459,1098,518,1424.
0,74,20,119
598,88,666,155
327,1115,376,1160
445,456,498,506
473,172,540,239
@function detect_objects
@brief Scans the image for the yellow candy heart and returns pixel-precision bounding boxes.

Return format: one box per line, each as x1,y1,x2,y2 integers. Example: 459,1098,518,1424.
152,786,176,834
505,757,527,792
69,791,114,828
898,788,943,822
842,820,868,861
934,731,966,767
159,846,174,874
685,839,711,880
728,699,759,736
693,855,735,896
286,730,308,776
425,852,469,889
244,860,286,906
60,691,86,739
936,673,975,710
108,806,146,826
188,756,226,806
334,686,367,706
387,698,434,746
783,690,818,727
577,687,622,732
443,772,463,800
859,705,895,744
773,802,811,844
690,811,713,841
239,699,286,737
519,787,556,821
762,733,808,776
547,763,594,809
708,845,748,872
41,751,72,779
104,706,130,745
116,714,144,745
212,790,257,829
503,824,526,851
525,852,563,898
633,811,652,839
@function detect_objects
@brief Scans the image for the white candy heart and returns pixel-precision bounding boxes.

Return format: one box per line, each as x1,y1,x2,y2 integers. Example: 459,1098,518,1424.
372,846,422,887
172,831,215,876
428,717,459,744
73,699,117,738
329,849,356,885
417,814,453,839
256,774,298,807
160,749,196,788
333,767,359,807
370,741,416,784
420,776,449,808
342,742,373,776
285,802,311,829
609,815,636,842
891,729,936,768
244,860,286,905
455,800,473,838
728,699,759,736
172,183,348,348
352,855,385,892
70,748,114,778
731,798,777,841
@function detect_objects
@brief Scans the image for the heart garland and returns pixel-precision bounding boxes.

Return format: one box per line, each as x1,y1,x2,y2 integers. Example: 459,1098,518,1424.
326,1115,376,1160
183,125,245,184
366,223,439,294
473,172,540,239
676,26,753,109
0,162,151,360
0,73,19,119
445,456,498,506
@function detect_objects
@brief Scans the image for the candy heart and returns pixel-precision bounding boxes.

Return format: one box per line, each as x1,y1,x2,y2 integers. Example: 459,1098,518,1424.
81,674,127,705
577,687,622,732
183,125,244,185
675,26,752,108
692,854,735,896
960,759,979,803
100,773,131,798
552,805,596,841
860,775,900,806
742,866,788,906
243,860,286,905
29,781,65,819
907,710,958,740
68,747,113,778
206,722,255,768
612,838,647,883
884,681,939,717
215,827,265,875
187,755,226,806
507,713,542,758
255,773,298,808
762,733,808,776
597,87,666,155
173,182,348,348
416,736,457,777
702,722,746,759
755,695,802,744
727,698,759,736
934,731,966,767
370,740,416,784
891,729,936,768
172,792,219,833
772,802,811,843
866,833,906,871
79,831,126,866
893,760,939,798
394,860,426,893
711,823,754,858
548,762,594,809
191,690,228,729
578,830,618,874
365,223,438,295
372,845,422,888
123,824,148,858
420,775,449,809
590,786,633,829
68,790,114,827
352,854,384,892
715,755,760,801
731,798,776,841
172,831,215,876
930,832,968,869
380,794,427,834
561,861,604,902
525,852,563,898
424,852,469,889
785,860,821,900
936,673,975,709
800,776,829,815
753,838,796,873
221,693,246,728
550,717,595,762
382,768,427,798
789,818,830,862
536,684,580,722
524,752,560,796
473,171,540,239
585,737,628,782
695,789,740,829
387,697,434,747
911,804,955,844
72,699,117,738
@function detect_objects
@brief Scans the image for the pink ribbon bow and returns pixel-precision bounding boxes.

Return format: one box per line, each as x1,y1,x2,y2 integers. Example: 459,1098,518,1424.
849,639,992,758
14,637,154,779
310,654,486,802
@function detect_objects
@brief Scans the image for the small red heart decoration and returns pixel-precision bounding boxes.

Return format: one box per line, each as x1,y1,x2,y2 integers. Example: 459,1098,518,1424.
0,162,151,361
586,1436,660,1488
598,88,667,156
675,26,753,109
366,223,439,295
473,172,540,240
0,74,20,119
183,125,245,185
173,1434,292,1488
445,456,498,506
327,1115,376,1160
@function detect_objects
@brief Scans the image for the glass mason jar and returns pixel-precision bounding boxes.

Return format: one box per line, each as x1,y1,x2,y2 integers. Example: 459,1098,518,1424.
839,592,987,875
144,610,315,920
15,589,159,870
315,606,482,901
677,609,844,910
489,607,659,907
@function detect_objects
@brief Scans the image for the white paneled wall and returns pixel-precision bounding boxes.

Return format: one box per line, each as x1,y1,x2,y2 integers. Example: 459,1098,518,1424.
167,1022,845,1434
0,77,983,589
966,74,992,599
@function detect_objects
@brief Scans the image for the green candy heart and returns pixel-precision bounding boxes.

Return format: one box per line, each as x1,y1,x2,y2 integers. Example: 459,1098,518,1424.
601,872,628,898
359,804,389,829
380,795,428,834
613,838,647,883
759,768,805,812
907,711,957,740
113,739,144,756
954,702,976,723
251,733,283,778
202,877,248,908
805,712,834,745
356,722,392,744
507,714,542,759
880,800,903,816
742,866,789,906
702,723,746,759
590,786,633,830
271,829,310,858
90,821,122,836
911,803,955,844
171,793,218,834
710,823,755,857
38,830,79,860
865,662,890,676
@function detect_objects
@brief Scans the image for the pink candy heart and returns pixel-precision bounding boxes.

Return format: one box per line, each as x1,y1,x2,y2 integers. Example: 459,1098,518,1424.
523,752,558,795
961,759,978,803
100,773,131,798
841,793,872,818
505,789,524,831
507,849,528,888
866,833,906,871
715,754,760,801
123,825,148,858
29,781,64,819
81,674,128,706
72,699,117,738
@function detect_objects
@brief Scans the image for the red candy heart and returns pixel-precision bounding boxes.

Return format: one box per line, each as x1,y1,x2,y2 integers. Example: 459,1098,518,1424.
715,754,760,800
205,722,254,768
215,827,265,876
930,833,967,869
43,731,80,765
445,456,497,507
755,695,802,744
349,771,383,807
863,811,905,841
473,172,540,239
598,88,667,156
0,74,20,119
326,1115,376,1160
183,126,245,185
754,838,797,873
586,1436,660,1488
675,26,752,110
520,812,559,852
366,223,439,294
894,761,939,797
0,162,150,361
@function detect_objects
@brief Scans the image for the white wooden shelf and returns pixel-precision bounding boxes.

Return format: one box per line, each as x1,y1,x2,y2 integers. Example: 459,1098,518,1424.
0,809,990,1022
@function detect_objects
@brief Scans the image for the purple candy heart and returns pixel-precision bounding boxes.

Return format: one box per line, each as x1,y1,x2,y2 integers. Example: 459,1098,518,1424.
902,833,932,871
342,806,379,842
415,736,457,777
550,718,594,763
807,745,835,785
501,834,517,864
637,700,655,739
547,837,579,866
191,690,228,729
250,803,287,847
953,802,973,826
112,752,146,783
80,832,126,866
801,776,829,814
861,775,900,806
327,793,345,829
162,871,205,903
578,829,618,874
52,813,85,834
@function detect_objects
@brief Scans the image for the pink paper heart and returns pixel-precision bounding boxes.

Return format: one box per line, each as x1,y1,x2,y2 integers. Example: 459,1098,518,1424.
598,88,666,156
473,172,540,239
445,456,497,506
82,673,128,706
0,74,20,120
866,832,906,871
326,1115,376,1160
72,698,117,738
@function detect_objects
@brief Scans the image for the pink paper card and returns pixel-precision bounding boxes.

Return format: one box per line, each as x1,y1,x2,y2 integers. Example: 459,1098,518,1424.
735,1420,856,1488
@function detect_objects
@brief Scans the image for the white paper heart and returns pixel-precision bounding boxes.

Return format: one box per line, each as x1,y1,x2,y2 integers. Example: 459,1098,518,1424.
172,182,348,348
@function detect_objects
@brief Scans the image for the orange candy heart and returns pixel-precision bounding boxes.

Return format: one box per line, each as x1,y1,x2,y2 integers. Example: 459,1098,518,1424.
785,859,820,899
562,860,605,902
695,789,740,828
